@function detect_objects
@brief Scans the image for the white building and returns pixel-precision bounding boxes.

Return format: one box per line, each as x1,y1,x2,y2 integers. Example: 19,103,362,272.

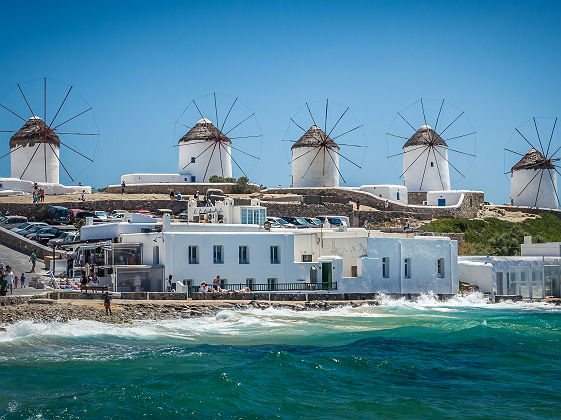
358,185,408,204
426,190,479,207
459,237,561,299
403,125,451,192
120,118,232,186
82,214,458,295
0,116,90,195
291,125,339,188
510,148,558,209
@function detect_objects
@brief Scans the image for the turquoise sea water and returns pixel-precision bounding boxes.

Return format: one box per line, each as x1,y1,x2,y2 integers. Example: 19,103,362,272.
1,293,560,419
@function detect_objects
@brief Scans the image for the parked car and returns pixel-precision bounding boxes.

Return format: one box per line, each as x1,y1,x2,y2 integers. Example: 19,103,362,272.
94,211,109,221
110,210,129,219
266,217,295,228
282,216,318,228
317,215,350,228
69,209,83,224
303,217,324,227
44,206,70,224
48,231,79,247
75,211,97,223
1,216,28,228
22,224,52,238
31,226,76,244
155,209,173,217
11,222,48,234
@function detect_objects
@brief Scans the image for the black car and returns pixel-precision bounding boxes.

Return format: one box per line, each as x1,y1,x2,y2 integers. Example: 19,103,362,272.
44,206,70,224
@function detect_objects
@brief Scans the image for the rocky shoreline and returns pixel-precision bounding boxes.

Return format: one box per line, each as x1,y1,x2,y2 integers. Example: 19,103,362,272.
0,299,378,326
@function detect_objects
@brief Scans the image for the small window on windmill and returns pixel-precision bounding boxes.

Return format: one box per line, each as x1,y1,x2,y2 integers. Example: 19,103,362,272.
191,176,196,182
191,157,196,163
430,162,434,167
184,178,188,181
397,191,400,201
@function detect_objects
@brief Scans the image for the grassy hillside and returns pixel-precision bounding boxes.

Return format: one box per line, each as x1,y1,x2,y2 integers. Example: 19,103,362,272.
420,213,561,256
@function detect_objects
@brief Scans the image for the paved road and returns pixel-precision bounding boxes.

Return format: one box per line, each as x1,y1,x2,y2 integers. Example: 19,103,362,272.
0,243,49,296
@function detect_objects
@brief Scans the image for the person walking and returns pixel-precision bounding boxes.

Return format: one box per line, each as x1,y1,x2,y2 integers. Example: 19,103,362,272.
356,199,360,211
167,275,173,292
66,254,74,279
121,180,126,194
104,292,112,315
20,273,25,288
6,266,13,294
29,250,37,272
14,275,19,289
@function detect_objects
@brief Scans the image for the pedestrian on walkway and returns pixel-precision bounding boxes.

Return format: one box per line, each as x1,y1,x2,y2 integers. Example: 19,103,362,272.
5,266,13,294
14,275,19,289
20,273,25,288
167,274,173,292
356,199,360,211
29,250,37,272
121,180,126,194
104,292,112,315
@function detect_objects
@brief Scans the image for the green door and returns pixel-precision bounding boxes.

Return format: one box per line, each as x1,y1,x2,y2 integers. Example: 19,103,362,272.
322,262,332,290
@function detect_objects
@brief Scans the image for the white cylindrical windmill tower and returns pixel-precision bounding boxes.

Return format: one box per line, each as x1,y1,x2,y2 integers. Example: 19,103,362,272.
510,148,558,209
178,118,232,182
10,116,60,183
402,125,451,192
291,125,339,188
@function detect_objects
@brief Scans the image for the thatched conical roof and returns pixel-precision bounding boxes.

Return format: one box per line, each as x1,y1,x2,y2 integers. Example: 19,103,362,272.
9,117,60,149
403,125,447,149
291,125,339,150
511,148,555,171
178,118,231,144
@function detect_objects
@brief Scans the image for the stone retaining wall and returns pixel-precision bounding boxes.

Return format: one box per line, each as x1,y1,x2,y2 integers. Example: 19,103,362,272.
408,192,428,205
492,205,561,219
263,187,484,219
107,183,261,195
0,226,63,260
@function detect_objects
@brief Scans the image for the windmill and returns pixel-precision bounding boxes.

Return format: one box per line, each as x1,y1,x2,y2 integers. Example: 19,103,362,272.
0,77,99,184
284,99,366,188
505,117,560,209
386,99,476,192
174,93,262,183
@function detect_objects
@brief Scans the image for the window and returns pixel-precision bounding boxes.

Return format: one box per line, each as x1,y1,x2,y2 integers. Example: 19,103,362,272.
188,246,198,264
404,258,411,279
153,246,160,265
302,255,313,262
268,278,278,290
382,257,390,278
430,162,434,167
470,198,473,207
270,246,280,264
351,265,358,277
190,157,196,163
239,246,249,264
190,176,196,182
246,278,255,288
241,208,265,225
213,245,224,264
397,191,400,201
437,258,444,277
184,178,188,181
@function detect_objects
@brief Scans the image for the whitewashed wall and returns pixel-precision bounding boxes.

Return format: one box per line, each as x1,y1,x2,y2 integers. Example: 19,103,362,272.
11,144,59,184
510,168,558,209
121,173,191,184
178,140,232,182
403,146,451,192
0,177,90,195
359,185,408,204
292,146,339,188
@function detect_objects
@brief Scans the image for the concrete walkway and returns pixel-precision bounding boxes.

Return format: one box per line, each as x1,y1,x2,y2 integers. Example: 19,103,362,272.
0,243,49,296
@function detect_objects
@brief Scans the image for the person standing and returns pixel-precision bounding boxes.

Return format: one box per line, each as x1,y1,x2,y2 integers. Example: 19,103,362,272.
356,199,360,211
104,292,112,315
167,275,173,292
29,250,37,272
81,190,85,201
121,180,126,194
14,275,19,289
0,275,7,296
66,254,74,279
194,191,199,201
6,266,13,294
20,273,25,288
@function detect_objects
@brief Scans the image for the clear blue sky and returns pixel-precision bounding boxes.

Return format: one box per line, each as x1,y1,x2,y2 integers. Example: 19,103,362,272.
1,0,560,203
